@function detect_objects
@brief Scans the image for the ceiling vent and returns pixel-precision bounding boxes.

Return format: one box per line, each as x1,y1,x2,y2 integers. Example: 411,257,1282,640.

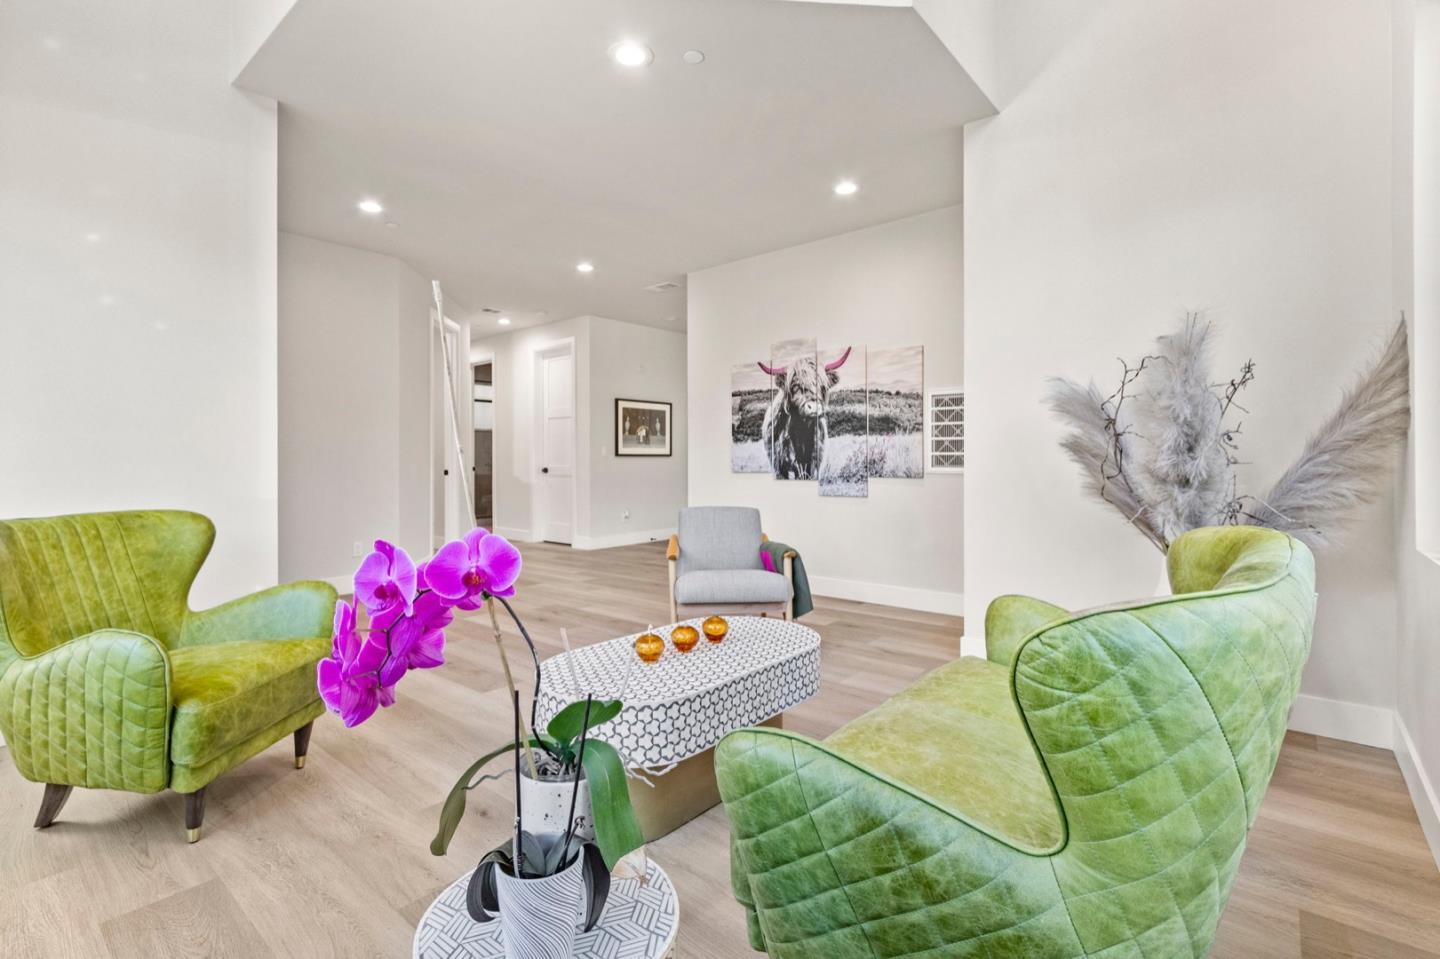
644,281,683,293
479,306,502,314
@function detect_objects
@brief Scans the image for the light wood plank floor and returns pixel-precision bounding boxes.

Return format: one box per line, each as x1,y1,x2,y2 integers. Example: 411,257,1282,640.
2,541,1437,957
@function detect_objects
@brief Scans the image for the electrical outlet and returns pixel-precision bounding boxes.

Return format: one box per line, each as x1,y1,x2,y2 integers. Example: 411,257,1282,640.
352,541,364,557
622,509,631,521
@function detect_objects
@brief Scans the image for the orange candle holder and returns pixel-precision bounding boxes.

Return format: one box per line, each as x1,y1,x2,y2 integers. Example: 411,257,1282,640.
702,615,729,643
634,629,664,663
671,624,700,653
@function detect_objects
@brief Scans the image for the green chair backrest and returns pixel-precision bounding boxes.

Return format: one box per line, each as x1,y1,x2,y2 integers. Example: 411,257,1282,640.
0,511,214,666
1014,526,1315,955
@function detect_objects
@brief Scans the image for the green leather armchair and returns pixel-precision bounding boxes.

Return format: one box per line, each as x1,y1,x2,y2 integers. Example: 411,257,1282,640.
0,510,336,841
716,526,1316,958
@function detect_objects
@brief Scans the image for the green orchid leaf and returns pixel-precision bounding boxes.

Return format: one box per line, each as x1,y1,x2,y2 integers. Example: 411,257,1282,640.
518,830,548,878
579,739,644,869
431,742,518,856
466,842,513,922
546,699,623,745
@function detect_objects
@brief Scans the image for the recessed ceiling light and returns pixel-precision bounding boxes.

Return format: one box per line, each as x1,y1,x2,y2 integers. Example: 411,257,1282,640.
84,232,101,243
833,180,859,196
682,50,705,65
609,41,653,67
357,198,384,214
498,316,512,326
576,261,595,274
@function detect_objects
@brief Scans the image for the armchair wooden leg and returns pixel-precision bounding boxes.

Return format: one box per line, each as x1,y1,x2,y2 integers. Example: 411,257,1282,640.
293,721,313,769
34,784,73,829
184,788,207,844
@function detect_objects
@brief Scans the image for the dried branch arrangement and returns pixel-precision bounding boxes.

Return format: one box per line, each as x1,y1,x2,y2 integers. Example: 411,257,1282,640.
1045,316,1409,552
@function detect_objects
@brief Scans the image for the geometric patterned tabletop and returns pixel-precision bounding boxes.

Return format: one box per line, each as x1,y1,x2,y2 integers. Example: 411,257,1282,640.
412,859,679,958
535,616,821,769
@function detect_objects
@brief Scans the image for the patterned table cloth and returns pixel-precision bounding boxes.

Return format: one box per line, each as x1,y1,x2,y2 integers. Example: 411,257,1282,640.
412,860,678,958
536,616,821,768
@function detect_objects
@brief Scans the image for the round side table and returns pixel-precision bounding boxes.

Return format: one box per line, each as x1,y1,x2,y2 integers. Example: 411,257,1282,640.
413,859,679,958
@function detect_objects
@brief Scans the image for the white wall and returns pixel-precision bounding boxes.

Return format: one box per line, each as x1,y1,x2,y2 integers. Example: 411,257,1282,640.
1394,0,1440,866
963,0,1400,740
687,206,964,614
278,232,436,582
471,315,687,549
587,317,688,547
0,0,279,608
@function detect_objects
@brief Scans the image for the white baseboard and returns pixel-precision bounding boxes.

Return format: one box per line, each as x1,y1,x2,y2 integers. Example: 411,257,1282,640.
571,528,675,551
1287,693,1396,749
1394,714,1440,872
494,526,536,543
806,574,963,616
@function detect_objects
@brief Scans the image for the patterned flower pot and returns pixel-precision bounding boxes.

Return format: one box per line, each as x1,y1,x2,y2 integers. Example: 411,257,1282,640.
495,852,584,959
518,751,594,843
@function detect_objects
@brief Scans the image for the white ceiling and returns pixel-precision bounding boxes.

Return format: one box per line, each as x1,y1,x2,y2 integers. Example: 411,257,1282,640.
237,0,992,332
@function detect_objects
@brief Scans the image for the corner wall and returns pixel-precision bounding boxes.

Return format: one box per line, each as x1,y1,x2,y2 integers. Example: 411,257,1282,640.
963,0,1400,738
686,206,964,613
278,232,437,582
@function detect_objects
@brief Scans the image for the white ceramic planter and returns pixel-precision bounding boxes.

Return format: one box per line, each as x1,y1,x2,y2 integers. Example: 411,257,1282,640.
495,852,584,959
518,752,595,843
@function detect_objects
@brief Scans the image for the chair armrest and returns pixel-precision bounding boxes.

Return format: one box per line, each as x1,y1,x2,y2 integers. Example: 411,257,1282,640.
180,580,337,648
666,534,679,562
0,629,171,791
716,727,1074,955
985,594,1069,665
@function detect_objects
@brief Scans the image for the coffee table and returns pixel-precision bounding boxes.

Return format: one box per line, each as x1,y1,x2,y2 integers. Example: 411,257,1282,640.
536,616,821,840
413,858,678,958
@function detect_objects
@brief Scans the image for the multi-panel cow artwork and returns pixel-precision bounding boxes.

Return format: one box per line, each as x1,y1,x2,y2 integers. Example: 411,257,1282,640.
729,338,924,498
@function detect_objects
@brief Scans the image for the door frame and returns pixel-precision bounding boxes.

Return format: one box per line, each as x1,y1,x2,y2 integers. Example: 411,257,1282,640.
532,337,578,545
471,351,496,530
430,314,471,550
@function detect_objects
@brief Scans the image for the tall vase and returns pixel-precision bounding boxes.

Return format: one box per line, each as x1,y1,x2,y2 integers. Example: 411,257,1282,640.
495,852,584,959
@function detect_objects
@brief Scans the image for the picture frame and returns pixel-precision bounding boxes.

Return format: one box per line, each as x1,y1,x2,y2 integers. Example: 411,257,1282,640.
615,398,672,456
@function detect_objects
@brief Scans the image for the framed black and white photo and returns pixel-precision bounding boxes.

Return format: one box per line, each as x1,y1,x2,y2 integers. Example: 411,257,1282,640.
615,398,672,456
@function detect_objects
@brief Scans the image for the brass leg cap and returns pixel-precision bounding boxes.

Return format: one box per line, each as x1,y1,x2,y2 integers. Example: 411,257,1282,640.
295,755,306,769
186,828,201,844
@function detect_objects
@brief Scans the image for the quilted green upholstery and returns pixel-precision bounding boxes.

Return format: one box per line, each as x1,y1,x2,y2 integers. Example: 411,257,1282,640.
716,526,1316,959
0,510,336,799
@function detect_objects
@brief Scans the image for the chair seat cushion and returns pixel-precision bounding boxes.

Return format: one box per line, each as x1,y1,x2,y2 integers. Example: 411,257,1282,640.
674,569,791,605
824,655,1064,852
169,637,328,768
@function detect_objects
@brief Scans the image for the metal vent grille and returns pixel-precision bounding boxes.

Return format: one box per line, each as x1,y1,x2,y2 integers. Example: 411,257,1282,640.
928,389,964,472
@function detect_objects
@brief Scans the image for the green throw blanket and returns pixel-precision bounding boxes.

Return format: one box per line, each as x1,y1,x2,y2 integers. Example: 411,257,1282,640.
760,541,813,618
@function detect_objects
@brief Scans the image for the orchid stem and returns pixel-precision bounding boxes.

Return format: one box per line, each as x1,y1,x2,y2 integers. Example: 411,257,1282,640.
486,596,540,783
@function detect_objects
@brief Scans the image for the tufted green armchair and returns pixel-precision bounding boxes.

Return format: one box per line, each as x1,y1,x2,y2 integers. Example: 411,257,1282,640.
716,526,1316,958
0,510,336,842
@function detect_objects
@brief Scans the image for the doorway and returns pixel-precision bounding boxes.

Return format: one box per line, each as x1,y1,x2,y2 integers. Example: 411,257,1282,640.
472,359,494,530
536,342,575,545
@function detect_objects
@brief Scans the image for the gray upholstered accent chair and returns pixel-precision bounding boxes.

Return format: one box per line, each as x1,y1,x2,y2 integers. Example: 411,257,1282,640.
667,507,793,622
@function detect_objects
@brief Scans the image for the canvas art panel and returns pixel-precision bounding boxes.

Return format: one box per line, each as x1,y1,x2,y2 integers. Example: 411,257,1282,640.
818,345,868,497
730,363,772,473
867,346,924,479
615,398,672,456
762,337,819,480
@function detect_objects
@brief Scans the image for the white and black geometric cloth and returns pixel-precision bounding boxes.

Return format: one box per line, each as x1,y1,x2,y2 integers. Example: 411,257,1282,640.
412,861,679,959
535,616,822,768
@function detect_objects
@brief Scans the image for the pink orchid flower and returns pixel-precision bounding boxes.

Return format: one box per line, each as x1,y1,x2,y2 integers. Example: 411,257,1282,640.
354,539,416,617
378,590,452,688
425,528,522,605
317,599,393,727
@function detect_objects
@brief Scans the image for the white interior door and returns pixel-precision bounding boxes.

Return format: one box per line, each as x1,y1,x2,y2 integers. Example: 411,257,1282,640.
540,350,575,544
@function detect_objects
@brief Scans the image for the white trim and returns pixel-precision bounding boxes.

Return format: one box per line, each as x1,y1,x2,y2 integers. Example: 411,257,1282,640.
572,527,676,551
806,574,963,616
494,525,537,543
1395,714,1440,871
1287,694,1396,749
